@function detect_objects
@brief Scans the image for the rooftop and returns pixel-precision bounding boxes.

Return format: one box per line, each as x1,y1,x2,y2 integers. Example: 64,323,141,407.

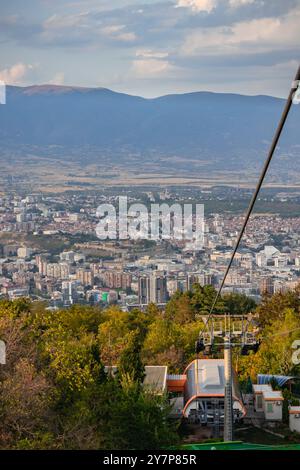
262,390,284,401
289,406,300,414
253,384,272,394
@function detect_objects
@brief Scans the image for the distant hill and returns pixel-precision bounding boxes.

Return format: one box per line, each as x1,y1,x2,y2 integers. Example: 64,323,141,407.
0,85,299,171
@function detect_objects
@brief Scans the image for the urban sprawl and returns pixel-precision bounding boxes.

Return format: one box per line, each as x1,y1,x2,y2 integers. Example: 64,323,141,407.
1,189,300,310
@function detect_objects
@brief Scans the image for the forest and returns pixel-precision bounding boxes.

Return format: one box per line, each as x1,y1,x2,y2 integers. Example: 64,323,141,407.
0,284,300,449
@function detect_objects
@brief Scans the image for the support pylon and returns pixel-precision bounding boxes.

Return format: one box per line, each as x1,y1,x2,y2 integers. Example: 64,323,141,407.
223,338,233,442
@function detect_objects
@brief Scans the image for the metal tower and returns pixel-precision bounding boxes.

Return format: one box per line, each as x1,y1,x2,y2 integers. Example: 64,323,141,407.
223,336,233,442
196,314,259,441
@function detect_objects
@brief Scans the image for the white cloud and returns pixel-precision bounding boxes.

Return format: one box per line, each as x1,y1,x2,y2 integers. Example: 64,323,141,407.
176,0,255,13
42,13,137,44
102,25,125,35
116,31,137,42
43,13,87,30
229,0,255,7
132,58,174,78
101,24,137,42
181,7,300,56
132,49,174,78
48,72,65,85
0,63,33,84
176,0,218,13
136,50,169,59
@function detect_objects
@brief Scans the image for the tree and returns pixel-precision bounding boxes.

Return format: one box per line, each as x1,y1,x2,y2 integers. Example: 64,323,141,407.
0,299,179,450
180,321,206,363
0,359,54,448
98,309,133,365
86,379,178,450
238,308,300,380
145,303,161,319
118,330,145,384
42,330,104,395
165,291,195,324
0,310,55,449
0,298,31,319
143,318,184,371
190,284,225,315
223,293,256,315
256,286,300,327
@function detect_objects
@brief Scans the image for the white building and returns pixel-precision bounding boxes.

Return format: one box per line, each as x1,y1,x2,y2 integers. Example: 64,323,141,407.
253,384,272,412
274,255,289,268
253,383,283,421
255,246,280,267
289,406,300,433
256,252,267,268
262,390,283,421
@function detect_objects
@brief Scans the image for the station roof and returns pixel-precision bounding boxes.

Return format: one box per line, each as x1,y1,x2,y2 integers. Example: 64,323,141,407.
183,359,243,404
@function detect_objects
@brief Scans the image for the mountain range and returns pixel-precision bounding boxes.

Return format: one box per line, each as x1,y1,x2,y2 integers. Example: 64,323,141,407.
0,85,299,173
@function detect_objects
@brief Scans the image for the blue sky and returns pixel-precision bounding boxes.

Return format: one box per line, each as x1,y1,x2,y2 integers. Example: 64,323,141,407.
0,0,299,97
